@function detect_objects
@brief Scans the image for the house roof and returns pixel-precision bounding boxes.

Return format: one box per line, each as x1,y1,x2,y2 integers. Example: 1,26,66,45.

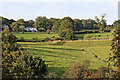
24,27,36,28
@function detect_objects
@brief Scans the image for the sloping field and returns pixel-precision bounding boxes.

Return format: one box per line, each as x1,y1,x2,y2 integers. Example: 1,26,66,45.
17,40,111,77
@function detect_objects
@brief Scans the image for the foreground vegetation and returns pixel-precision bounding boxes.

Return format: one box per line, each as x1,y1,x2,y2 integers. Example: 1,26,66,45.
18,40,111,77
2,28,48,79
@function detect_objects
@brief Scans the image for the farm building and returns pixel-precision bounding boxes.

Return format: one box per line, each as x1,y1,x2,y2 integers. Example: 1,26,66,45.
2,24,9,29
24,27,37,32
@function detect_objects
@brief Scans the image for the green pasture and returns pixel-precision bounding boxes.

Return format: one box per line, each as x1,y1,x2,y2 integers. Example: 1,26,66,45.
15,32,111,41
18,40,111,78
15,32,59,41
75,32,111,39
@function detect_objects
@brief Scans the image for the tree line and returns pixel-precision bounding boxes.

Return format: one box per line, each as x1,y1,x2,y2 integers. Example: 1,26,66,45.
1,14,108,32
1,14,112,40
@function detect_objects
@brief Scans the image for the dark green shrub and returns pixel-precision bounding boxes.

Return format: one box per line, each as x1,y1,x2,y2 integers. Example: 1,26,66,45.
41,37,51,42
58,30,66,39
32,37,36,40
24,29,27,32
59,37,64,41
104,29,111,32
46,38,51,41
32,37,38,40
55,37,60,40
12,54,48,79
65,29,74,40
41,39,45,42
74,36,78,40
98,35,101,37
74,30,100,34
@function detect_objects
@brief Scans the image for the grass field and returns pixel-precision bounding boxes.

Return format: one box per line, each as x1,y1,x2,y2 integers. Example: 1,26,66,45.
18,40,111,78
15,32,111,41
15,32,59,41
75,32,111,39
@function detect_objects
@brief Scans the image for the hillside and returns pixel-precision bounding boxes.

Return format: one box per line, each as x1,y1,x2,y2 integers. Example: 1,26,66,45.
18,40,111,77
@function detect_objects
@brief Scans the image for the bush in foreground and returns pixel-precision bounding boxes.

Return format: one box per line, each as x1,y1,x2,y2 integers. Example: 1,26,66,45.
63,60,91,78
11,54,48,79
2,28,48,79
63,60,117,79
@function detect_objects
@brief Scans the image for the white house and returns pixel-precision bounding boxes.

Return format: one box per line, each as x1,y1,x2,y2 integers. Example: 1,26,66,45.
2,25,9,29
24,27,38,32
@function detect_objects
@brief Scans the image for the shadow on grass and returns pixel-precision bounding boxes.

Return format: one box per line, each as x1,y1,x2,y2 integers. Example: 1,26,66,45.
19,42,83,51
18,43,48,47
48,67,68,78
35,46,83,51
49,42,66,46
26,48,57,54
19,44,41,46
25,48,79,58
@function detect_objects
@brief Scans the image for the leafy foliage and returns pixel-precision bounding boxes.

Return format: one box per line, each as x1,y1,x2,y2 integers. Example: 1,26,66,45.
12,54,47,79
19,26,25,33
73,19,83,32
91,66,115,78
95,14,107,31
52,20,61,33
34,16,56,31
106,23,120,78
52,17,77,40
63,61,91,78
108,26,120,67
2,28,48,79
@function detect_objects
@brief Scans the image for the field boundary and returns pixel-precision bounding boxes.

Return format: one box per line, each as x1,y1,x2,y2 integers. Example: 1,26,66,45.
48,39,111,43
17,38,111,42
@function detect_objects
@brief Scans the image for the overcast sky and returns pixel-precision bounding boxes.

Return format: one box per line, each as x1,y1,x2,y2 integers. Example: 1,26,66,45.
0,0,119,25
